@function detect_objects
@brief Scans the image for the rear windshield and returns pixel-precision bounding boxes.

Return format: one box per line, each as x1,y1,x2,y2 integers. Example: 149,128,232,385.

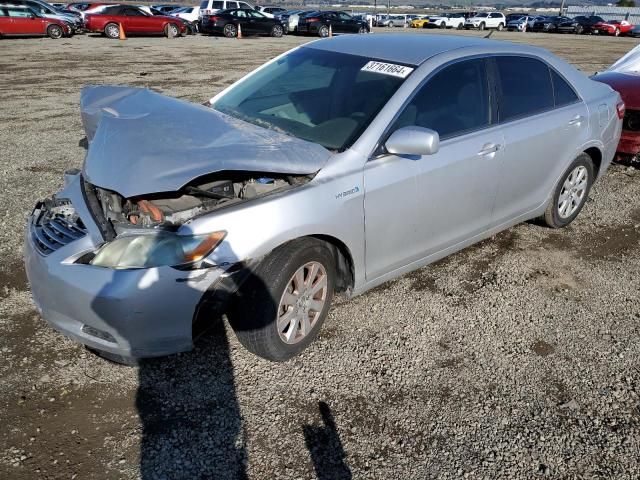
212,48,411,151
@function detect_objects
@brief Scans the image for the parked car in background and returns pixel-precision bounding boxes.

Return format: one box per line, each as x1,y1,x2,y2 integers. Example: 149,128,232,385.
200,8,284,37
409,15,429,28
506,15,529,31
631,24,640,37
375,14,405,27
280,9,311,33
9,0,82,31
561,15,605,34
527,15,546,30
25,35,621,364
427,12,466,29
0,4,72,37
151,4,183,14
464,12,505,31
593,45,640,160
297,10,368,37
255,5,286,18
85,5,187,38
199,0,252,17
171,5,200,31
593,19,633,36
530,16,571,33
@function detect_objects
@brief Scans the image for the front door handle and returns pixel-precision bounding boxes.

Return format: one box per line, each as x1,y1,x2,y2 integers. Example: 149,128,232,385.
568,115,584,126
477,143,502,156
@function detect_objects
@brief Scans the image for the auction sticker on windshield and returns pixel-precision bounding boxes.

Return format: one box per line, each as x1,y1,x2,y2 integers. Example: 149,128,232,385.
361,61,414,78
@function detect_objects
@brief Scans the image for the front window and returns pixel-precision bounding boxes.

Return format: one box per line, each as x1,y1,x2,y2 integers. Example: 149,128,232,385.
212,48,411,151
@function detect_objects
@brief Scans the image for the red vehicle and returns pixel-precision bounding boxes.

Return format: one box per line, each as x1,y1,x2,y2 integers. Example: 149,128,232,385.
0,4,71,38
85,5,187,38
593,46,640,161
593,19,633,36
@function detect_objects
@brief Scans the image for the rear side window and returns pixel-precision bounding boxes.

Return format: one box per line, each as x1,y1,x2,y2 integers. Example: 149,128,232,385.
200,1,208,8
550,69,578,107
211,1,224,9
392,58,491,140
495,56,554,122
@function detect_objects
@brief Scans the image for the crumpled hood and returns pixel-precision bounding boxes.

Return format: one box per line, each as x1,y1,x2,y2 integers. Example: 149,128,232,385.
80,85,331,198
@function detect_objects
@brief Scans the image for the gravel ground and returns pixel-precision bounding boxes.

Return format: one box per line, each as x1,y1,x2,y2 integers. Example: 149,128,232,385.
1,29,639,480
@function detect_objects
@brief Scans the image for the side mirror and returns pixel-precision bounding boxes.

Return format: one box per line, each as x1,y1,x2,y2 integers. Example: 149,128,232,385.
384,126,440,156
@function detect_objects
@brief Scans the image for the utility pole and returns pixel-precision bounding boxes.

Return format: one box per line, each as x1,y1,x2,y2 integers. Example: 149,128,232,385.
559,0,566,16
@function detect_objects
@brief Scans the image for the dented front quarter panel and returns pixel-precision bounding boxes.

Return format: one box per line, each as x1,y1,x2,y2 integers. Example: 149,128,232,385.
80,85,332,198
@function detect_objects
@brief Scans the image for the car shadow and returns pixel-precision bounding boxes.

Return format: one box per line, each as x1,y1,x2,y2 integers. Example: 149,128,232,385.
303,401,352,480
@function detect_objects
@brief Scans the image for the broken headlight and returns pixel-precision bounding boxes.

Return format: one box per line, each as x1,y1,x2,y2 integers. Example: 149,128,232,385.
90,231,226,269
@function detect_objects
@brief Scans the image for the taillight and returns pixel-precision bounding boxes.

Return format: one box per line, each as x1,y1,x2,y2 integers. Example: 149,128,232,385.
209,15,219,22
616,101,626,119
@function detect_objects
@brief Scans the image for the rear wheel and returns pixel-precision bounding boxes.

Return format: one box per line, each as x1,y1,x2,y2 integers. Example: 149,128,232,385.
229,238,336,361
540,153,594,228
104,22,120,39
47,24,63,39
388,21,394,27
223,22,237,37
318,24,329,37
575,25,584,34
497,22,504,31
165,22,179,38
614,27,620,36
358,26,366,34
457,22,464,29
270,24,283,37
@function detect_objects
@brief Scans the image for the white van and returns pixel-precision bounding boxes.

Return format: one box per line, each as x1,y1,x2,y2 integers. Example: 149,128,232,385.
199,0,253,17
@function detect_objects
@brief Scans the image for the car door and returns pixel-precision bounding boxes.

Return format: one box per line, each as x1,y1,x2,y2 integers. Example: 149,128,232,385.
490,55,590,224
122,7,148,32
364,58,503,281
337,11,357,32
247,10,271,34
8,6,45,34
323,12,339,32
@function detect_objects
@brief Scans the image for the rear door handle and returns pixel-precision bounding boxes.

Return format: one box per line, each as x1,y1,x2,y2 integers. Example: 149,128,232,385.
568,115,584,126
477,143,502,156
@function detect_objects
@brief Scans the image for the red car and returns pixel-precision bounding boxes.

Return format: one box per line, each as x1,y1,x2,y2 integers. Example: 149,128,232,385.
0,4,71,38
593,46,640,161
593,19,633,36
85,5,186,38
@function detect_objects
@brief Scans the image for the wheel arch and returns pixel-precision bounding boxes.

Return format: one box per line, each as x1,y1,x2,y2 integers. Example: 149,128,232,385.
583,146,603,177
308,234,355,294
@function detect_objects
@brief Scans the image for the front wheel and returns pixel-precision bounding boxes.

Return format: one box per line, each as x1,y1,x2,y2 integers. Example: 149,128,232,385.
104,22,120,39
388,21,394,28
614,28,620,36
457,22,464,29
229,238,336,361
358,26,367,34
540,153,594,228
270,24,283,37
479,22,486,30
439,21,446,29
47,24,63,39
165,23,179,38
223,22,237,37
318,24,329,37
575,25,583,34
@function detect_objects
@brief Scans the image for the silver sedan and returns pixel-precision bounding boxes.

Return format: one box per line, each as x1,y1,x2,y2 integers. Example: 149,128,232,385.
25,34,623,363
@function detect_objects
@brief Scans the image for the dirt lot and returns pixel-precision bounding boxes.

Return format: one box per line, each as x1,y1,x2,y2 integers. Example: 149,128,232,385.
1,29,639,480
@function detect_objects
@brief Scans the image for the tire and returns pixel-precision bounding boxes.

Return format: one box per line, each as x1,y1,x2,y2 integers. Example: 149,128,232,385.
104,22,120,38
229,238,336,362
575,25,583,34
358,26,366,34
165,22,179,38
223,22,237,38
270,24,283,37
47,24,63,39
318,24,329,37
540,153,594,228
423,23,429,28
479,22,485,30
388,21,394,28
457,22,464,29
614,28,620,37
439,21,446,29
497,22,504,31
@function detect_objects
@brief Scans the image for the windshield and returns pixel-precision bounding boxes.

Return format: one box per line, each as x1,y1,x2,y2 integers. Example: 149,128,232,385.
212,48,411,151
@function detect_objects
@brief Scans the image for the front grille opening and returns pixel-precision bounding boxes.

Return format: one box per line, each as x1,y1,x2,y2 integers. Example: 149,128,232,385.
31,202,88,256
623,109,640,132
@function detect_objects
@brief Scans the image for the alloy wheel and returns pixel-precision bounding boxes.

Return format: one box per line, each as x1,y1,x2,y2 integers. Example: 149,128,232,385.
277,261,328,345
557,166,588,218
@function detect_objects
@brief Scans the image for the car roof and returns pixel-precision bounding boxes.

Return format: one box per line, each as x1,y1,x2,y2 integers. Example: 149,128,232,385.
304,33,540,67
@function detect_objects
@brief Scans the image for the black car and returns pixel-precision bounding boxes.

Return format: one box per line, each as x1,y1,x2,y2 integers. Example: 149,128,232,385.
200,8,285,37
558,15,606,34
530,16,571,32
297,10,369,37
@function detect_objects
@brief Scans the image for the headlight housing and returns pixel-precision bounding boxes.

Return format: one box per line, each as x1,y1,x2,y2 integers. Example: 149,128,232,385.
90,231,226,269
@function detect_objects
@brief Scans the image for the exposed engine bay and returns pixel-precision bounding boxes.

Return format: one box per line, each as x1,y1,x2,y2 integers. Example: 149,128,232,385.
92,172,311,232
